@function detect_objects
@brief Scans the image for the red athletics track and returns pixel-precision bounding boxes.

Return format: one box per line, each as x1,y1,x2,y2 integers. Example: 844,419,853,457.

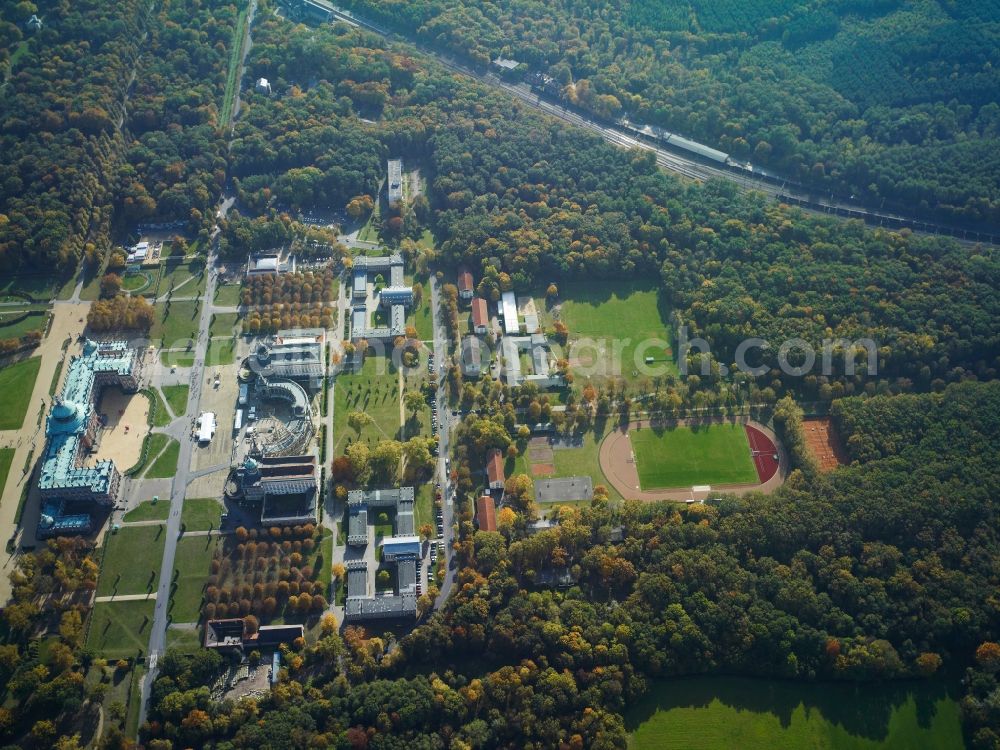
745,424,779,483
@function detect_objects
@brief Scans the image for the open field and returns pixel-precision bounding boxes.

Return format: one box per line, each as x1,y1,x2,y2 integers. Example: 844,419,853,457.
97,525,166,597
151,300,202,346
86,600,155,660
627,676,964,750
0,357,41,429
157,259,206,297
181,497,223,531
149,388,172,427
161,350,195,368
219,1,250,127
547,281,673,382
206,338,237,366
145,437,181,479
210,312,239,337
408,274,434,341
0,308,49,338
166,627,203,654
630,423,756,489
124,500,170,523
0,448,14,498
132,433,171,477
214,283,243,307
333,356,401,452
162,384,190,417
171,535,220,622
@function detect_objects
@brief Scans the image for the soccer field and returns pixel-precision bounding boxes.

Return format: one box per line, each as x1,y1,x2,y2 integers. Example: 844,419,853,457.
630,423,757,489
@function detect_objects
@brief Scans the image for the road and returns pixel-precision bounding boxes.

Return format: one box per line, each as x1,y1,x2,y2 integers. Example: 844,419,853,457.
137,252,220,725
428,275,457,606
328,5,998,244
137,0,256,727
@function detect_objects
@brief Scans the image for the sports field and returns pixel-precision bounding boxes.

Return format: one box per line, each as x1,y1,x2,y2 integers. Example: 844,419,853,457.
630,423,756,489
552,281,673,380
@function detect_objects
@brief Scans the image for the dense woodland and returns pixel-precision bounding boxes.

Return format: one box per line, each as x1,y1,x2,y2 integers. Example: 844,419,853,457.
118,0,239,230
0,2,999,748
0,0,241,274
342,0,1000,227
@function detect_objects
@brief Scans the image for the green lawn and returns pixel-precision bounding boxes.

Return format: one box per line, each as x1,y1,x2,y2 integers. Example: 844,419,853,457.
414,483,434,528
157,259,206,297
150,300,202,347
181,497,223,532
214,283,243,307
0,357,41,430
408,274,434,341
149,388,172,427
206,338,237,366
162,385,189,418
170,535,220,622
0,448,15,498
161,350,196,368
0,309,49,338
86,600,155,660
210,312,239,337
627,677,965,750
550,281,674,382
0,274,64,300
121,271,154,294
630,422,756,489
145,437,181,479
124,500,170,523
125,664,147,737
219,2,250,127
333,356,401,452
166,627,203,654
132,433,171,477
97,525,166,597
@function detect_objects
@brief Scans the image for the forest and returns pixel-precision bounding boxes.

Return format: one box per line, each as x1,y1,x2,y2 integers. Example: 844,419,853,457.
0,0,241,274
340,0,1000,227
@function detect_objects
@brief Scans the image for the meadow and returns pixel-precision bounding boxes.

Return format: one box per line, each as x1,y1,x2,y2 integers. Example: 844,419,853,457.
548,281,673,382
627,676,965,750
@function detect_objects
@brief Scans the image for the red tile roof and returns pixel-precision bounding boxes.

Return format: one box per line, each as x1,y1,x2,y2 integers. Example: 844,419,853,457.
472,297,488,328
486,448,505,486
458,268,474,293
476,495,497,532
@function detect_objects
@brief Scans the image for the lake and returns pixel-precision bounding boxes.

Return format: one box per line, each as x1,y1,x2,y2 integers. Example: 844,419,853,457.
626,676,966,749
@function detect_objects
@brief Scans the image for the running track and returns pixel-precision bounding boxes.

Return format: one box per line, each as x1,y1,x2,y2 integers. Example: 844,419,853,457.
745,424,779,483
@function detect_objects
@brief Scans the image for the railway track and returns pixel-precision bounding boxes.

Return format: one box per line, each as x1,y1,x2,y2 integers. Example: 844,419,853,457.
329,6,999,244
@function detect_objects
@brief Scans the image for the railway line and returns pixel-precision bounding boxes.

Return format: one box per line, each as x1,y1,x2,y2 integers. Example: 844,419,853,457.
328,5,999,244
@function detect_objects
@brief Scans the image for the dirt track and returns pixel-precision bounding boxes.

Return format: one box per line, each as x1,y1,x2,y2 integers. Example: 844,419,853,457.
598,416,788,501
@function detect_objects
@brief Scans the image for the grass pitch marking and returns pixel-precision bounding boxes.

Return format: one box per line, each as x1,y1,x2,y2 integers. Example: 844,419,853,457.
630,423,757,489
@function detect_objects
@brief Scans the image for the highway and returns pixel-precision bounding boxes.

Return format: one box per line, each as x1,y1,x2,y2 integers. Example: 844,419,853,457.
329,5,998,244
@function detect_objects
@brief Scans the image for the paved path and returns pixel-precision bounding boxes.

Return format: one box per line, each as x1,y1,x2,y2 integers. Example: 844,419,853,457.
429,275,457,609
598,416,788,501
94,592,158,603
137,244,220,725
